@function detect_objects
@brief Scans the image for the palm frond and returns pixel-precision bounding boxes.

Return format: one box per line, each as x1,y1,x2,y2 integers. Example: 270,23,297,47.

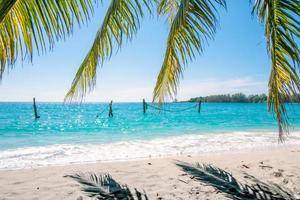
65,0,152,101
65,173,148,200
153,0,226,102
157,0,180,23
176,162,296,199
252,0,300,141
0,0,97,80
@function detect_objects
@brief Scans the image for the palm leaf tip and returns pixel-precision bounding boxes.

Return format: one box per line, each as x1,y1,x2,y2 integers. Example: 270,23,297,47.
252,0,300,141
65,0,154,101
0,0,99,81
153,0,226,103
65,173,149,199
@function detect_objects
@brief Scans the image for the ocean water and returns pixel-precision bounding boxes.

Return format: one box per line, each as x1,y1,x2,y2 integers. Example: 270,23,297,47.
1,102,300,169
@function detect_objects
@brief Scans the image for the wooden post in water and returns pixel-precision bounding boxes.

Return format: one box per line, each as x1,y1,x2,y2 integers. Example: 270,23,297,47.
198,100,202,113
33,98,40,119
108,100,113,117
143,99,147,114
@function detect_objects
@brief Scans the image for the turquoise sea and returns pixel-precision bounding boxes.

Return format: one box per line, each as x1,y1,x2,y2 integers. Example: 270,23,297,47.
1,102,300,169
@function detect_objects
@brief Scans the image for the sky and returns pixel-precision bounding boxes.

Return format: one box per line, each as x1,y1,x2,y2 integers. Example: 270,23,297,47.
0,1,271,102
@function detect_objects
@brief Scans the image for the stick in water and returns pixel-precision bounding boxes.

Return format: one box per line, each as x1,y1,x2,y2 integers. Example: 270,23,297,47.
109,100,113,117
33,98,40,119
198,100,202,113
143,99,147,114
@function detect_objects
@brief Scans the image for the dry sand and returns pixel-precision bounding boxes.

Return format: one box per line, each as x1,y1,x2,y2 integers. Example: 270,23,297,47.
0,146,300,200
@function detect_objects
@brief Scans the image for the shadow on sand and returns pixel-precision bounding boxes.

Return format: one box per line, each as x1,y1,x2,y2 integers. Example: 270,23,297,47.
65,173,149,200
176,161,296,200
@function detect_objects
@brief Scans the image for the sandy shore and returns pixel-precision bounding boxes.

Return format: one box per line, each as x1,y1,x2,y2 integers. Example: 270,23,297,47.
0,146,300,200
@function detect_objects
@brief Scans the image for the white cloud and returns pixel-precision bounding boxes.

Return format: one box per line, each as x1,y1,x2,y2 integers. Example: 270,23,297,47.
0,76,267,102
85,76,268,102
176,76,267,100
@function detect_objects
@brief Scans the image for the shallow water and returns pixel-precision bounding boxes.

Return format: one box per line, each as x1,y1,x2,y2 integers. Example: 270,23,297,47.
1,102,300,169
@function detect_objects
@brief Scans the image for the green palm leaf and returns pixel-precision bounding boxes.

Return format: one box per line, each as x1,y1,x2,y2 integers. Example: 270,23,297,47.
153,0,226,102
252,0,300,141
0,0,97,80
65,0,152,101
157,0,180,23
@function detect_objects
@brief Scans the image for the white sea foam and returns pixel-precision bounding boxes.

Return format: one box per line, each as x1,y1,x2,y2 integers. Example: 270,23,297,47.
1,131,300,170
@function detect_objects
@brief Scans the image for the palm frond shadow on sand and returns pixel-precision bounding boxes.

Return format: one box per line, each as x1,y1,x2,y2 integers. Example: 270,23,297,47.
64,173,148,200
176,162,296,200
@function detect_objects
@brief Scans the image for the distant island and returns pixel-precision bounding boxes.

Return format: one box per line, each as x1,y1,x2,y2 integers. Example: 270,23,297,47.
186,93,300,103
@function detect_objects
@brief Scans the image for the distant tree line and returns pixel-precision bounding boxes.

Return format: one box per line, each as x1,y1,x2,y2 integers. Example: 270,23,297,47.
187,93,300,103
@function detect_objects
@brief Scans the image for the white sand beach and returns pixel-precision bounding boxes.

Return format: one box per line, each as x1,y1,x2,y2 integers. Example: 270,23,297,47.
1,0,300,199
0,146,299,200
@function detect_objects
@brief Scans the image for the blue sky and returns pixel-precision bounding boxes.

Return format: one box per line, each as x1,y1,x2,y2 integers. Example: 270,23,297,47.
0,1,271,102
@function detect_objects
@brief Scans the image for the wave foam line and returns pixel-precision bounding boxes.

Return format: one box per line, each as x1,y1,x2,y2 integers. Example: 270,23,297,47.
1,131,300,170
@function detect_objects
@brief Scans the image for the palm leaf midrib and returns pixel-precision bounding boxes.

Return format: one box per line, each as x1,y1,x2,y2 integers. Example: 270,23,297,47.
0,0,19,24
